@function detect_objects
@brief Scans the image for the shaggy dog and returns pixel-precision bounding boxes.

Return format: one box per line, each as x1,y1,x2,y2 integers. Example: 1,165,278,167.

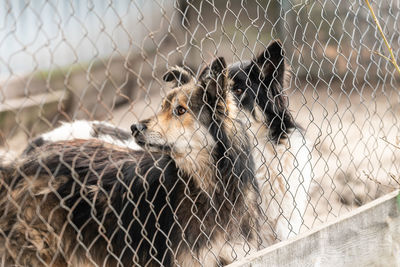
0,58,267,266
23,40,312,241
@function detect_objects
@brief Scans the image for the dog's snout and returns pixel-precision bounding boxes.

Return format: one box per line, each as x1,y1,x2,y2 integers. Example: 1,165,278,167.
131,123,147,135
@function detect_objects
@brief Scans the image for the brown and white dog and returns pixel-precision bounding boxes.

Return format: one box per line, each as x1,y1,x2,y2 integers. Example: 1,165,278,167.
0,57,269,266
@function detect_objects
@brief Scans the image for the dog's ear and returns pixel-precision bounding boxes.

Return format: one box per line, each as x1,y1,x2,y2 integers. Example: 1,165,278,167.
199,57,228,108
163,66,193,87
249,40,287,109
251,40,295,142
252,40,286,96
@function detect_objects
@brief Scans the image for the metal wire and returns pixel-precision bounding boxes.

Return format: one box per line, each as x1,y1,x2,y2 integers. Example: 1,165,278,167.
0,0,399,266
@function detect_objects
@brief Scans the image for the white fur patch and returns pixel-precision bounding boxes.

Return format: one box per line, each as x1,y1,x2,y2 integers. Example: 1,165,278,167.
239,108,313,242
0,149,16,165
41,121,95,141
40,120,142,151
274,128,312,239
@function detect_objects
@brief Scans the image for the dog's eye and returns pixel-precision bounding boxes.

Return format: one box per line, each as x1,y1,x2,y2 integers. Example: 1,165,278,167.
175,106,187,116
233,88,244,96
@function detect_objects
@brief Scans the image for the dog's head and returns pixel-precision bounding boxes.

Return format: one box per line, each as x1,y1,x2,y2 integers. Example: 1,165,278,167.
131,57,241,169
229,40,295,143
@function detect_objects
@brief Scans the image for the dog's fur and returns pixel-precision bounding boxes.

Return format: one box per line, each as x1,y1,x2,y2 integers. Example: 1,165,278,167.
22,41,312,240
228,41,312,239
0,58,268,266
0,142,177,266
23,120,141,155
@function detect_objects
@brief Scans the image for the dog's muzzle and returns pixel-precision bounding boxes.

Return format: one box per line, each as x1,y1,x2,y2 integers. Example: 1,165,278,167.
131,123,147,136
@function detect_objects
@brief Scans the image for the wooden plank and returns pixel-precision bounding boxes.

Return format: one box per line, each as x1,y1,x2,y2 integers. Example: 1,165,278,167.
0,91,66,143
229,189,400,267
0,91,65,112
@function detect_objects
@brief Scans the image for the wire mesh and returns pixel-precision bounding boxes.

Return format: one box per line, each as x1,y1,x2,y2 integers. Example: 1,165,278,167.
0,0,399,266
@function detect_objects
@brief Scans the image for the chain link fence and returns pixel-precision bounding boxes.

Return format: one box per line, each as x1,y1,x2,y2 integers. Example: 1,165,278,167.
0,0,399,266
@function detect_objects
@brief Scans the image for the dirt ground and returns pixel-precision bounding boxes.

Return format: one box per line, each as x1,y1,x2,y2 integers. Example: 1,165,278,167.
290,80,400,230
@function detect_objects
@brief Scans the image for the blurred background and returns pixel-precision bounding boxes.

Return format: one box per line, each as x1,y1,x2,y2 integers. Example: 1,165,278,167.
0,0,399,230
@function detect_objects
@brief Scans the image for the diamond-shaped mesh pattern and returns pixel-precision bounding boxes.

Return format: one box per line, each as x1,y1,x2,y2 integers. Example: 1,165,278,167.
0,0,399,266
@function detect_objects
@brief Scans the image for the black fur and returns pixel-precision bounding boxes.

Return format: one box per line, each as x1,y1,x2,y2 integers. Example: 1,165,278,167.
22,136,45,155
229,41,295,143
5,128,258,266
92,122,132,140
9,140,181,266
163,68,191,86
199,57,227,106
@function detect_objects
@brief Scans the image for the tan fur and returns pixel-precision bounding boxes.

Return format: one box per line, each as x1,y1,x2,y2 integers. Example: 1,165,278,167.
0,171,70,266
141,82,219,191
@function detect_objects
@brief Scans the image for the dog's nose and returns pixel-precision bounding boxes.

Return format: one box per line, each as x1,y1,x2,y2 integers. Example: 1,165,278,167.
131,123,147,135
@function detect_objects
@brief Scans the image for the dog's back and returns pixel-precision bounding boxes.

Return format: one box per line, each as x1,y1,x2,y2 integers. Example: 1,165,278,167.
23,120,141,155
0,140,180,266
